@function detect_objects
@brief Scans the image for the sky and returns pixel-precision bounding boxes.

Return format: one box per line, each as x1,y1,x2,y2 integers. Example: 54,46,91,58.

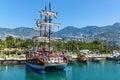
0,0,120,31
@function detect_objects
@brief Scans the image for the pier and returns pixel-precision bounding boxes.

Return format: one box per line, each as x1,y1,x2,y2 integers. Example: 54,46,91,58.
0,58,26,64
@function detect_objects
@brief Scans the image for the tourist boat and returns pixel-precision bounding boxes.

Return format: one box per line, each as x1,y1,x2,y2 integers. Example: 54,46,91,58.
106,56,114,61
67,55,76,63
77,54,88,62
26,3,68,73
106,50,120,61
91,57,101,62
106,56,120,61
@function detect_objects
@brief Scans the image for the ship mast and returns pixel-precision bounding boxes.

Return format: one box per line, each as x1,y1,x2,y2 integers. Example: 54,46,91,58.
44,5,47,37
35,2,60,52
48,2,51,52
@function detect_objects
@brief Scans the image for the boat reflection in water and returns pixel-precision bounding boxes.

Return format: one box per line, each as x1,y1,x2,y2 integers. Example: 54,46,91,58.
26,66,72,80
78,62,88,68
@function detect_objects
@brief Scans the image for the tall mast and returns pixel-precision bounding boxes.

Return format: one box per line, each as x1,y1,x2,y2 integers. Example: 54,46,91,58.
35,2,60,52
44,5,47,37
40,14,42,36
48,2,51,52
43,5,47,48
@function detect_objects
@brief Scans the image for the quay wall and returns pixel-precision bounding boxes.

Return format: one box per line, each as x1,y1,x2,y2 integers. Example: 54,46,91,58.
0,59,26,64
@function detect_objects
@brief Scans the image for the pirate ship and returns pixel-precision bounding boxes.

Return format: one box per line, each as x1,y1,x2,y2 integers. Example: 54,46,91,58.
26,3,68,73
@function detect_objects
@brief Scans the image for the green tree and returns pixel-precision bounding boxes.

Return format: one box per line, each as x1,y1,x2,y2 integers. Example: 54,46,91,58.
22,39,32,49
0,39,5,49
15,38,24,48
5,36,15,48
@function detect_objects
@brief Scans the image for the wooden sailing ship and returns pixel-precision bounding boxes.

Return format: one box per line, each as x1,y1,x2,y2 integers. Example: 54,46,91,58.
26,3,68,73
77,54,88,62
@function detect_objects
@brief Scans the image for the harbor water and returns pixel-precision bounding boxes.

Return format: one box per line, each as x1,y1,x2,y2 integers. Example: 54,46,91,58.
0,61,120,80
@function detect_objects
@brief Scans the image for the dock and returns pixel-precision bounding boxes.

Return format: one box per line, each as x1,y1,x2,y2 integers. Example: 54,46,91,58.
0,58,26,64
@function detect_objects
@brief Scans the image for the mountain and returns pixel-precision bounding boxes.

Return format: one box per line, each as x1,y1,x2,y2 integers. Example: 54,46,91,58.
53,26,79,37
53,22,120,37
0,27,40,38
0,22,120,41
13,27,33,37
0,28,13,36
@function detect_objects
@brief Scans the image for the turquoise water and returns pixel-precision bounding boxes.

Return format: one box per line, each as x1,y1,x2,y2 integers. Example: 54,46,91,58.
0,61,120,80
0,64,25,80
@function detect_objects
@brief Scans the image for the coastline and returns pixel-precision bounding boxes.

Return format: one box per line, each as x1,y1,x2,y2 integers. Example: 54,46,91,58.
0,53,113,64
